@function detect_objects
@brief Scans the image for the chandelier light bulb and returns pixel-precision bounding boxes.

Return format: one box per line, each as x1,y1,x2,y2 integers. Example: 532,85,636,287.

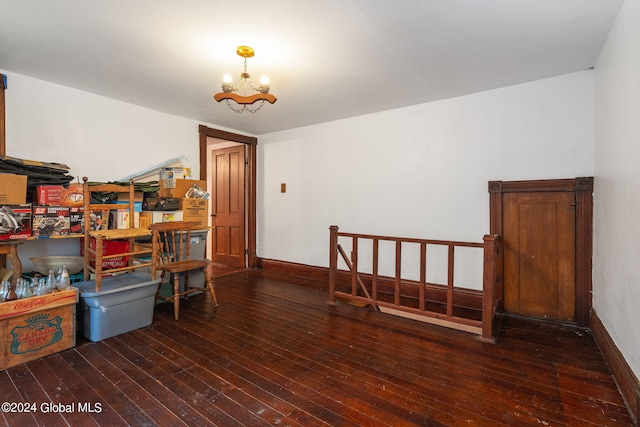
259,76,271,94
221,74,234,93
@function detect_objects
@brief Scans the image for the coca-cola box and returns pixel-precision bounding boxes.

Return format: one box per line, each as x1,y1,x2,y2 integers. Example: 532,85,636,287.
0,288,78,370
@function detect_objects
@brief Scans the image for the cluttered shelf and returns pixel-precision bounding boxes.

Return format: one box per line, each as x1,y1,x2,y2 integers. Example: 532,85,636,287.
26,234,84,240
2,159,210,291
0,157,215,370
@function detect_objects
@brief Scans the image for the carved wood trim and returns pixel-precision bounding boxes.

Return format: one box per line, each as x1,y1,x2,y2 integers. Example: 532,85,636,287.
198,125,258,268
488,177,594,327
575,178,594,326
489,177,593,193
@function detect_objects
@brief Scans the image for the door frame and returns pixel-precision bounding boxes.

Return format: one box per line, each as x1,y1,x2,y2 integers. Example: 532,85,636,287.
199,125,257,268
488,177,594,327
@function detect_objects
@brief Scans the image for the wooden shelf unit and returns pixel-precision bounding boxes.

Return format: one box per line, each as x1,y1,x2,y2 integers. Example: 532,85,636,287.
82,177,153,291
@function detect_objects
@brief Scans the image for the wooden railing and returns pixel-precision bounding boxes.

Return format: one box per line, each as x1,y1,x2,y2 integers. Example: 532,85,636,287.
328,226,503,343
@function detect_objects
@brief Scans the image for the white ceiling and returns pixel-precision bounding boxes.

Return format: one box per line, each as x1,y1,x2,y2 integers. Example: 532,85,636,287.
0,0,624,135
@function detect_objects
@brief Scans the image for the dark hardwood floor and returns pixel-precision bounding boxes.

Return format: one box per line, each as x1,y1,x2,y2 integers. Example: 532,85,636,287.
0,269,634,426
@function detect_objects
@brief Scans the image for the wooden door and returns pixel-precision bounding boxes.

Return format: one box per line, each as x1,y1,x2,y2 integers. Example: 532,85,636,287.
489,178,593,326
503,192,576,322
211,145,245,268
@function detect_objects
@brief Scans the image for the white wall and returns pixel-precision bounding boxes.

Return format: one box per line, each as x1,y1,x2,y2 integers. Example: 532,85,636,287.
2,70,213,181
593,0,640,378
1,68,597,290
258,71,595,288
1,70,227,270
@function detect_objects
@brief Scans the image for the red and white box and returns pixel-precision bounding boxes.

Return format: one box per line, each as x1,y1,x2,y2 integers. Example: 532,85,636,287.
80,238,130,269
69,206,84,235
32,206,71,237
0,204,32,240
34,185,83,206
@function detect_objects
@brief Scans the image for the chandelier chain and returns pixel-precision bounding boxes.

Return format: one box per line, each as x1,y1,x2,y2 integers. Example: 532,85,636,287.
225,99,266,113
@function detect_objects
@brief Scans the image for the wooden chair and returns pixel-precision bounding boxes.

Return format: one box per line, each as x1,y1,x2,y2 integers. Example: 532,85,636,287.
82,177,153,291
150,221,218,320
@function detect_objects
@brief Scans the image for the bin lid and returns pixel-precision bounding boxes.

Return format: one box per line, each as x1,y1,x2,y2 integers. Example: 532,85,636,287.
73,272,160,298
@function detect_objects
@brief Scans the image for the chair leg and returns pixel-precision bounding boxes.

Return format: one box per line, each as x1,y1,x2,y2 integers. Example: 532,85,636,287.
183,271,190,298
204,269,218,307
155,271,166,301
173,273,180,320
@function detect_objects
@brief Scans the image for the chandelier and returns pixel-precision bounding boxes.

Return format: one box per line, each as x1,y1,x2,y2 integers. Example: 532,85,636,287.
213,46,277,113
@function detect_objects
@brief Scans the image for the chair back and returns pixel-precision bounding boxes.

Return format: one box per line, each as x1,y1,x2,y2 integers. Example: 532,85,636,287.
149,221,201,268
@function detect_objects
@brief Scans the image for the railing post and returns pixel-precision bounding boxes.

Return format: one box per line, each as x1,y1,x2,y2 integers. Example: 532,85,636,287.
447,244,455,317
480,234,498,343
328,225,339,305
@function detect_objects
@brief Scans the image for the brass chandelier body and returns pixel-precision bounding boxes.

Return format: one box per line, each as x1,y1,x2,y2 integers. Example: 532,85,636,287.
214,46,277,113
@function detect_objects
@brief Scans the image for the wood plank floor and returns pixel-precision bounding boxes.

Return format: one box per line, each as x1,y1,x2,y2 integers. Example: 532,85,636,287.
0,269,634,426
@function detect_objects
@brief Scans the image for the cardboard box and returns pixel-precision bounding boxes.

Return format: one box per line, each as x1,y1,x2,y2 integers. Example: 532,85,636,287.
115,201,142,212
0,204,32,240
160,167,184,181
63,184,84,206
140,210,183,226
32,206,71,237
87,209,110,232
109,210,140,229
68,208,110,235
159,167,185,190
159,179,206,199
34,184,83,206
0,288,78,370
181,198,209,228
69,206,83,235
117,192,143,202
0,174,27,204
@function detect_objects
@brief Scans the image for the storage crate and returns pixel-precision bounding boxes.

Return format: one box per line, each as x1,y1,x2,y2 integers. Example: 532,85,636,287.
73,273,160,342
0,288,78,370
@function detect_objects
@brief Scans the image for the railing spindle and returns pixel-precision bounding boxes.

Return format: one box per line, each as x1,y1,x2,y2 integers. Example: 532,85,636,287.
372,238,379,301
352,236,358,297
447,244,455,317
419,242,426,312
395,240,402,306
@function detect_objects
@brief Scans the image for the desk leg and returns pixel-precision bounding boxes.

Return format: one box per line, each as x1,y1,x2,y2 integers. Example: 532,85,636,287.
6,247,22,285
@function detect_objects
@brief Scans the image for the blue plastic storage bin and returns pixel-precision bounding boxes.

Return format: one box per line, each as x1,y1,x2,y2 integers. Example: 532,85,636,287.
73,272,160,342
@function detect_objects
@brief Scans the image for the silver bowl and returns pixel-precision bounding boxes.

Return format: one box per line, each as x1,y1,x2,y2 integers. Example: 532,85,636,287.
29,256,85,275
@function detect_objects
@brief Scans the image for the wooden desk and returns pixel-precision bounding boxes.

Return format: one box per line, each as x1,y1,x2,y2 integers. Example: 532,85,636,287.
0,241,22,284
